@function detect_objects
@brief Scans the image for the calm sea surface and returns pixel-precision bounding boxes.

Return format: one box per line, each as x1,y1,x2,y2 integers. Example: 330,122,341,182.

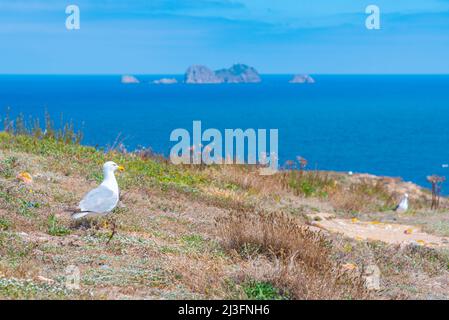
1,75,449,190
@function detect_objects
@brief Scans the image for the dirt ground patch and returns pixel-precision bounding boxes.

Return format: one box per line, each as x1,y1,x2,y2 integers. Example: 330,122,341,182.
308,212,449,248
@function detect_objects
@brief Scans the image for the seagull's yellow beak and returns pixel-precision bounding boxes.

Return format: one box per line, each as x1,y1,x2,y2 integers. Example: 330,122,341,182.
118,165,125,172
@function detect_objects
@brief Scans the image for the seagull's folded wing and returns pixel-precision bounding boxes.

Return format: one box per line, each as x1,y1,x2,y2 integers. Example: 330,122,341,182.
79,186,118,213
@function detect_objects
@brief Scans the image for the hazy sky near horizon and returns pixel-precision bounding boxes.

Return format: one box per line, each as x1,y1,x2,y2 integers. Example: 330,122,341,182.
1,0,449,74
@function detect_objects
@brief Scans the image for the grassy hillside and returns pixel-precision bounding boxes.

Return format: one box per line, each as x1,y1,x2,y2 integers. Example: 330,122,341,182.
0,131,448,299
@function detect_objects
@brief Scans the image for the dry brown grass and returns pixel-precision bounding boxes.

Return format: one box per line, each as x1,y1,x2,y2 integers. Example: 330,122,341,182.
166,253,230,298
205,165,401,214
217,211,371,299
204,165,286,195
205,165,338,198
329,180,396,213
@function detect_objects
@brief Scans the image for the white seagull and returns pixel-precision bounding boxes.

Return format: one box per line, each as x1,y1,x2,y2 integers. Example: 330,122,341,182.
72,161,124,242
394,193,409,212
72,161,124,219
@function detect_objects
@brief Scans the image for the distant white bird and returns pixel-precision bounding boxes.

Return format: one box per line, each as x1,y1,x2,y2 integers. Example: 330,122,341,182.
72,161,124,243
394,193,409,212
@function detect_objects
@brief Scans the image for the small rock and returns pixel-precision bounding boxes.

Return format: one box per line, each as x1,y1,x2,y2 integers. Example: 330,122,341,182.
363,265,381,291
152,78,178,85
289,74,315,84
37,275,55,284
342,263,357,271
117,201,127,208
18,232,29,238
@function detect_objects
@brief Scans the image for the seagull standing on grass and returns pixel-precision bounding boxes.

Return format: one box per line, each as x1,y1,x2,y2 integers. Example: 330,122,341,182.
394,193,409,213
72,161,124,243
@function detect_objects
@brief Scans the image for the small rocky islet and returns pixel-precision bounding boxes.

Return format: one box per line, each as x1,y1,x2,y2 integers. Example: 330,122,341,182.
121,75,140,84
152,78,178,85
289,74,315,84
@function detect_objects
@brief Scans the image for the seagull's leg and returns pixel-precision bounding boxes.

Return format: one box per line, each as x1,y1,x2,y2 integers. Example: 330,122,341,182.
106,217,117,245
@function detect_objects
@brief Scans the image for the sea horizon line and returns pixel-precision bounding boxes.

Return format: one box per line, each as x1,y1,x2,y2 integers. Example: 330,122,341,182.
1,73,449,76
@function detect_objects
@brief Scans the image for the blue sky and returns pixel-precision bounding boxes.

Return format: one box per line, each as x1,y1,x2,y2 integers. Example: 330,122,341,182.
1,0,449,74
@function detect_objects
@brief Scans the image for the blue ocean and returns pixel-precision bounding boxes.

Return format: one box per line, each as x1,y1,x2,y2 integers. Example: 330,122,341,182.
1,75,449,190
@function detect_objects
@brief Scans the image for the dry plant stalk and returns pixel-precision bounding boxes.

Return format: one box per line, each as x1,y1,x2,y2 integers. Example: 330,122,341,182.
427,175,445,210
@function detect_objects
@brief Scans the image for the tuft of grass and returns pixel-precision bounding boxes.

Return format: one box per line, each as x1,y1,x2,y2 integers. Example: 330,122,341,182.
242,280,286,300
217,211,370,300
282,168,337,198
17,199,40,218
329,180,395,213
422,220,449,237
0,156,19,179
181,234,205,251
47,214,71,237
0,217,11,231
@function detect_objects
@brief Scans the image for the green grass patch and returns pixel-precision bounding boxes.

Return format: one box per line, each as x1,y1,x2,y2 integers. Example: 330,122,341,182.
287,171,334,198
181,234,205,251
0,156,19,178
0,233,35,267
0,132,206,189
47,214,71,236
0,218,11,231
0,187,39,218
17,199,40,217
242,280,286,300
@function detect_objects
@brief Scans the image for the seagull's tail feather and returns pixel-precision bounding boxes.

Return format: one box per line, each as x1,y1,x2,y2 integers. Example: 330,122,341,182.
71,211,93,220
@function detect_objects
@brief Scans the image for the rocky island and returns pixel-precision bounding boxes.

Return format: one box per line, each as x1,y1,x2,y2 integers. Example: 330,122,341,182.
184,65,222,84
185,64,261,84
289,74,315,84
152,78,178,85
121,75,140,84
215,64,262,83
